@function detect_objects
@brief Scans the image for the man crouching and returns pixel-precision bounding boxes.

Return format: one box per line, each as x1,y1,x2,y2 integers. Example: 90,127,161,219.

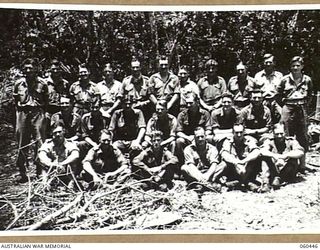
132,130,178,191
38,123,80,190
181,127,224,192
260,123,304,189
82,129,130,189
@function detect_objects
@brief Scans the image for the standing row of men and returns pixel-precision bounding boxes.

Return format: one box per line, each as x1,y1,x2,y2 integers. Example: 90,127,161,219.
12,54,312,193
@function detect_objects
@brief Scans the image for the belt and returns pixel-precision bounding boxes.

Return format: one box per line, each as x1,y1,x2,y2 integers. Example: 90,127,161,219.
17,106,43,112
74,103,90,109
285,99,306,106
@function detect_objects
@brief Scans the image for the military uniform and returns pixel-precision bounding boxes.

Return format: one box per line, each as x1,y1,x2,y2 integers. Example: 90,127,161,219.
96,79,122,105
50,111,82,139
13,76,48,179
254,70,283,92
38,138,79,175
132,146,178,187
261,136,304,181
180,79,200,109
69,81,100,116
108,108,146,152
146,113,177,141
228,75,257,109
45,75,70,115
221,135,260,182
277,73,313,151
119,75,152,120
149,72,180,116
197,76,227,106
82,144,128,175
237,103,272,141
175,108,211,163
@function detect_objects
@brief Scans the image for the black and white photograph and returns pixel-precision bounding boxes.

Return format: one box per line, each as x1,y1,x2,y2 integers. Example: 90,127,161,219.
0,3,320,234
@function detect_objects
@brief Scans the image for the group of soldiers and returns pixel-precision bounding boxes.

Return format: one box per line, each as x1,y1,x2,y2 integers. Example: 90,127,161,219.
12,53,313,193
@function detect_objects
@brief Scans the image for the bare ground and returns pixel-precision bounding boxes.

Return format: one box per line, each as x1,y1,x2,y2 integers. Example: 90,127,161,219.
1,123,320,232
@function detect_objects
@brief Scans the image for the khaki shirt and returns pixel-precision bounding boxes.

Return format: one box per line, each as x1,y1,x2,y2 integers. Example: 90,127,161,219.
184,143,219,170
38,138,79,163
197,76,227,105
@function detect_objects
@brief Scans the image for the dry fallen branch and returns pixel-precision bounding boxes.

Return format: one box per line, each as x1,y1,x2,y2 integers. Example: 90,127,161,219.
27,193,83,230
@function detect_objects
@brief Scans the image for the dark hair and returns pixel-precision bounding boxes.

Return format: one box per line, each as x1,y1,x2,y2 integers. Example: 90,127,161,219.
205,59,218,68
221,92,234,100
22,58,39,69
179,65,189,72
290,56,304,65
194,126,205,134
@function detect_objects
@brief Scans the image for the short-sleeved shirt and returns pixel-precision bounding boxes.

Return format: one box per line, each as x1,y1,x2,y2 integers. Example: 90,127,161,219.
262,136,304,155
138,147,177,168
81,112,108,143
149,72,180,100
221,136,258,160
228,75,256,108
237,104,272,130
82,144,128,173
146,113,177,140
176,108,211,135
211,107,239,129
197,76,227,105
184,143,219,170
109,108,146,141
69,81,99,108
13,77,48,108
180,79,200,106
50,111,82,138
118,75,150,102
277,73,313,103
38,138,79,163
254,70,283,92
96,79,122,104
45,76,70,107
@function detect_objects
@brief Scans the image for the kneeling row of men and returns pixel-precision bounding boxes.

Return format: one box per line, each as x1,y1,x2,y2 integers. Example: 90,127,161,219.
38,120,304,193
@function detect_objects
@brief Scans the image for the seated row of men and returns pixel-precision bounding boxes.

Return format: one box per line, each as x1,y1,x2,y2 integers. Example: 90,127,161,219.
36,87,304,193
38,121,303,193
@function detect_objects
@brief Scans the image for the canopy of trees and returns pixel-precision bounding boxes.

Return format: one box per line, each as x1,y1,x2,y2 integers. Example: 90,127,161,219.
0,8,319,85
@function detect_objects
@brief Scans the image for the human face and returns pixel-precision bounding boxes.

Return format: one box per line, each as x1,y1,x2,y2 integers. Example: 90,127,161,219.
236,65,246,78
222,97,232,110
233,125,244,142
152,136,163,150
52,126,65,144
194,129,206,147
251,92,263,107
23,64,36,79
264,58,274,70
290,61,303,74
131,62,141,78
60,98,70,111
185,96,196,109
178,69,188,83
79,67,89,81
207,66,218,77
273,126,285,143
103,67,114,80
100,133,112,146
50,65,60,78
159,60,169,73
156,104,166,116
